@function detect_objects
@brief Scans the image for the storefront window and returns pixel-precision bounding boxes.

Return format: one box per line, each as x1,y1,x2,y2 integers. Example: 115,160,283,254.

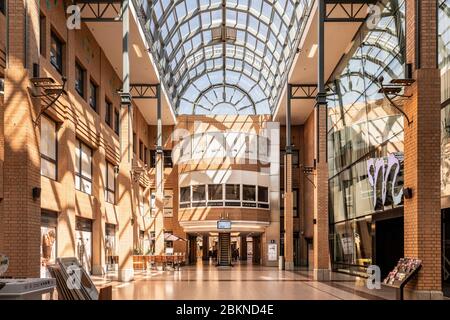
105,223,117,272
41,211,58,278
40,115,57,180
75,217,93,274
327,0,406,275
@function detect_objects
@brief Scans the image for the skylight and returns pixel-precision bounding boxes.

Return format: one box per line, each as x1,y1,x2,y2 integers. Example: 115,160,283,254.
134,0,313,115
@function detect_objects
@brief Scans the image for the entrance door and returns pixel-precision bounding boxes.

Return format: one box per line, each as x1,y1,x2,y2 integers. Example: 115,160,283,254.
443,209,450,297
375,216,404,278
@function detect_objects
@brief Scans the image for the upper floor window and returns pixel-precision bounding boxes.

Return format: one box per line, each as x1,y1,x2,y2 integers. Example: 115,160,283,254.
105,161,116,204
0,0,5,14
114,108,120,135
243,185,256,201
208,184,223,201
258,186,269,203
133,132,137,154
105,99,112,127
150,150,173,168
75,139,92,195
144,146,148,165
50,32,63,74
89,80,98,112
139,140,144,161
40,116,57,180
225,184,240,201
75,62,85,98
40,14,46,57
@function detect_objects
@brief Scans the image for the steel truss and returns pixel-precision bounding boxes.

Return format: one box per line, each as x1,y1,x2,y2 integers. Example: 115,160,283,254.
324,0,377,23
69,0,123,22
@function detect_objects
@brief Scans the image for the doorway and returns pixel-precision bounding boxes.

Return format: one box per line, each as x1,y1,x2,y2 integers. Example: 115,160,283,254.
375,216,404,278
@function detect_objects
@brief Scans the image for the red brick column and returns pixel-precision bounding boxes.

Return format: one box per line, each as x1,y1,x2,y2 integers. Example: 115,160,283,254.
284,153,294,270
403,0,442,299
1,0,41,277
313,105,330,280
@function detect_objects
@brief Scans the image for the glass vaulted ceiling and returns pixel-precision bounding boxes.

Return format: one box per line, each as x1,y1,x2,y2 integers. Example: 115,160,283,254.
135,0,313,115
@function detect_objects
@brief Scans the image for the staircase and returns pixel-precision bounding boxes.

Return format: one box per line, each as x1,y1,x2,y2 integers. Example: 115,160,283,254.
218,233,231,267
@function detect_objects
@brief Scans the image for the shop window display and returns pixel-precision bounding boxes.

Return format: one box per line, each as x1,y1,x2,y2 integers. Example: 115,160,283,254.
75,217,93,274
40,211,58,278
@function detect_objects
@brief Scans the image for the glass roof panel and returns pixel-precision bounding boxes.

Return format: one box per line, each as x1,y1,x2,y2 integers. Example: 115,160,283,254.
135,0,313,115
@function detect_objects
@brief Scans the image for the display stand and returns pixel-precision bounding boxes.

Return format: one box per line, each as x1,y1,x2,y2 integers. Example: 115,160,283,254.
48,257,111,300
381,258,422,300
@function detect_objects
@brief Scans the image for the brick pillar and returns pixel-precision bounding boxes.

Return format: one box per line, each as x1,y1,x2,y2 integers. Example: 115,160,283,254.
1,0,41,277
154,152,165,254
240,235,247,261
92,146,106,276
284,153,294,270
313,103,330,280
117,99,134,282
403,0,442,299
202,235,209,260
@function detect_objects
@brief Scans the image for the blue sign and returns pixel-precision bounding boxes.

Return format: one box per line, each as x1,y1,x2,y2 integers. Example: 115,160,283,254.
217,220,232,230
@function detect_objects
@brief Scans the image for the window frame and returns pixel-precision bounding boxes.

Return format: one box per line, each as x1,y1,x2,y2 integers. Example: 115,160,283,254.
50,30,63,74
75,139,93,195
89,79,98,112
105,98,112,127
75,61,86,99
105,161,116,204
40,115,58,180
179,186,191,208
40,13,46,57
191,185,206,206
114,108,120,136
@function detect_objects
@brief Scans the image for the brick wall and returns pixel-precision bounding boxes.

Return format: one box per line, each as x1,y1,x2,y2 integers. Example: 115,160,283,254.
404,0,442,295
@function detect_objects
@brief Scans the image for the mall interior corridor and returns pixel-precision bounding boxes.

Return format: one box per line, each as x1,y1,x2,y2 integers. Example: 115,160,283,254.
90,262,398,300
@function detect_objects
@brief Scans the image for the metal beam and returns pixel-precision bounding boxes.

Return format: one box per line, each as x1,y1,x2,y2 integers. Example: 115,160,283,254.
71,0,123,22
129,84,159,99
324,0,377,23
290,84,318,100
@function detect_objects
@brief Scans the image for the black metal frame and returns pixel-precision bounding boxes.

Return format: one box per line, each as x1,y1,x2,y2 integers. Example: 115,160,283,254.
290,84,318,100
324,0,377,23
70,0,123,22
129,84,159,99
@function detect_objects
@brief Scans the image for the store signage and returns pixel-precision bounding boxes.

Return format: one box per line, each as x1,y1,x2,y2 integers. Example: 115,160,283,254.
217,220,232,230
367,153,403,207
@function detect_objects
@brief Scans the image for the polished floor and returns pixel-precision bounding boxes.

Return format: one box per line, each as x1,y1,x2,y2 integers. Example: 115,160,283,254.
91,261,398,300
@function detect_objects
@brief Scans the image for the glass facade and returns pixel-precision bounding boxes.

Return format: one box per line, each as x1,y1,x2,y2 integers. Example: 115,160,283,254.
440,0,450,198
327,0,406,274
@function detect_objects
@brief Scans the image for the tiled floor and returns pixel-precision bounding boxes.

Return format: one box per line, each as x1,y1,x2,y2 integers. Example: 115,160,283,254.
91,261,398,300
